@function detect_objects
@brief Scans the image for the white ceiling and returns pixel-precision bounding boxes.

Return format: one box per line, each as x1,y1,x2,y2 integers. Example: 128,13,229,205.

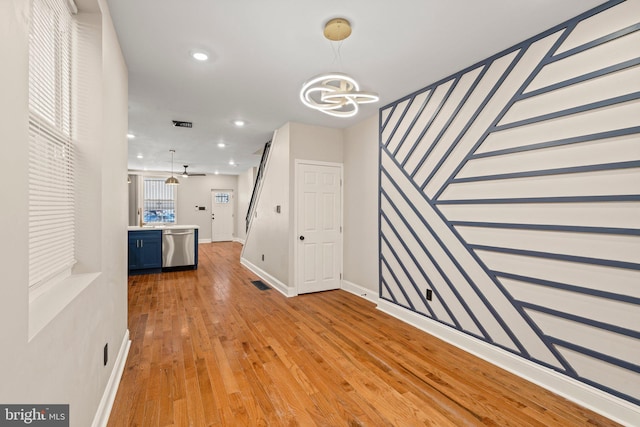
106,0,605,176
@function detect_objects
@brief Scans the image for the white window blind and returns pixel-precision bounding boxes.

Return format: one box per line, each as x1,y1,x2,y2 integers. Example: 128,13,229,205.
28,0,76,288
143,178,176,223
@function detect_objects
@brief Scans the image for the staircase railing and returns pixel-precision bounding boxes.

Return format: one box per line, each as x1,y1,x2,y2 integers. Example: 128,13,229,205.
246,139,272,232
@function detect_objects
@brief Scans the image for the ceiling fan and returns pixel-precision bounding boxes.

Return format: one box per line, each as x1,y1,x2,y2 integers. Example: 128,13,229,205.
180,165,206,177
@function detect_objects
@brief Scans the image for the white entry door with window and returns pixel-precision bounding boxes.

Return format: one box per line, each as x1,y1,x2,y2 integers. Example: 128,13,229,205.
211,189,234,242
296,161,342,294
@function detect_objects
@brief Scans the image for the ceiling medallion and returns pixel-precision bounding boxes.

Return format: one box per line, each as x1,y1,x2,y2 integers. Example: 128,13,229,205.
300,18,379,118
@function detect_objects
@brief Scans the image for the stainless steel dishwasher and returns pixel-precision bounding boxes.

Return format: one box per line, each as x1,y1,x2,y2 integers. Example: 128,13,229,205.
162,228,195,267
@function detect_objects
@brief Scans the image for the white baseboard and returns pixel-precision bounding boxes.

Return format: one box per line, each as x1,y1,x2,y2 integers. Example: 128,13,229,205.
91,329,131,427
341,279,378,304
233,237,246,245
377,300,639,426
198,239,212,244
240,257,296,297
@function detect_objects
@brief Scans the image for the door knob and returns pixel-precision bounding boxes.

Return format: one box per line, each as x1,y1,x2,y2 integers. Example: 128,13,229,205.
299,235,305,241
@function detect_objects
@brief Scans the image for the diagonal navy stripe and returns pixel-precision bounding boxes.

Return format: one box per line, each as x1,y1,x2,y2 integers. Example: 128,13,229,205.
471,244,640,271
549,338,640,374
549,20,639,63
519,57,640,100
419,48,527,191
380,277,398,305
392,90,435,158
435,195,640,205
432,18,580,202
451,160,640,183
381,255,416,311
471,126,640,159
451,221,640,236
493,91,640,132
380,104,397,134
384,98,415,148
381,201,463,330
382,160,534,354
403,77,460,172
384,143,593,367
380,231,438,319
494,271,640,306
518,302,640,340
381,175,493,340
410,65,488,181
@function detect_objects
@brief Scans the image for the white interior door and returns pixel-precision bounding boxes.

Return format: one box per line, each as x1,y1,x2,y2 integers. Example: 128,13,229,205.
211,189,234,242
296,162,342,294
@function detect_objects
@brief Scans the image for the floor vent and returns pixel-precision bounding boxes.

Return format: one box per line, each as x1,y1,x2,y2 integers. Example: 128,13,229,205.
251,280,270,291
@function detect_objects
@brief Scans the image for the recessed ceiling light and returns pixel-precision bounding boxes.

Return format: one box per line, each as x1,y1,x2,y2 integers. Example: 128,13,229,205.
217,142,226,148
228,160,235,166
191,51,209,61
232,120,245,127
214,171,219,175
127,133,135,139
136,153,143,159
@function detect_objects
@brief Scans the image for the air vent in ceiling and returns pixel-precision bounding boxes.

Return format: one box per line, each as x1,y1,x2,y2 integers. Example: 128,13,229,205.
172,120,192,128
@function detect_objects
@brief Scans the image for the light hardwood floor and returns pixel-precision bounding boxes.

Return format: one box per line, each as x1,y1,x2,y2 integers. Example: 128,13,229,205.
108,242,620,426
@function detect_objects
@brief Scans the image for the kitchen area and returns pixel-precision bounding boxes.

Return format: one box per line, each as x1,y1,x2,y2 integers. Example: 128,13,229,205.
128,224,199,275
127,170,255,275
127,174,202,275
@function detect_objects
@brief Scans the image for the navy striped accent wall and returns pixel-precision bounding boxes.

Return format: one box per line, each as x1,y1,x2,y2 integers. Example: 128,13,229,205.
378,0,640,406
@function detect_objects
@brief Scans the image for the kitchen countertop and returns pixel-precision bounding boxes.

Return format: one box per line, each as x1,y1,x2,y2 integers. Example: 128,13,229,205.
128,224,200,231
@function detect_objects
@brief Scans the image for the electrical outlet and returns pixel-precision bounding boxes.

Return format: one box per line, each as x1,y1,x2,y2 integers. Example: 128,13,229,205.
103,343,108,366
425,289,433,301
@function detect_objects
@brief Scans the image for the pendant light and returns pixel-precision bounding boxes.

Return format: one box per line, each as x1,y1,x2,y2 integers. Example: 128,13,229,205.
300,18,378,118
165,149,179,185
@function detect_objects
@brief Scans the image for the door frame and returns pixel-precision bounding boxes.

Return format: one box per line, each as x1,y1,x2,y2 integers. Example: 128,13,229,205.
293,159,344,295
210,188,235,242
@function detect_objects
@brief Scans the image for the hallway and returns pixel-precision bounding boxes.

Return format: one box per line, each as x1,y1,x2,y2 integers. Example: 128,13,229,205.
108,242,618,426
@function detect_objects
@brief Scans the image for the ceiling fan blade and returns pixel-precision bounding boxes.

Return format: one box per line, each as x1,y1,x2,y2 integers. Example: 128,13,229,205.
180,165,206,176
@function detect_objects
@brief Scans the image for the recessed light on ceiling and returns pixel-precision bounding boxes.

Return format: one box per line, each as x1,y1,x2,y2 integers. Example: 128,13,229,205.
191,51,209,61
228,160,235,166
232,120,245,127
127,133,135,139
136,153,143,159
214,171,219,175
217,142,226,148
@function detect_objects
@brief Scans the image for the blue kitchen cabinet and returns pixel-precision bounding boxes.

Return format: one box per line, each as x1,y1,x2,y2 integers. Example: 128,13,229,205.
128,230,162,274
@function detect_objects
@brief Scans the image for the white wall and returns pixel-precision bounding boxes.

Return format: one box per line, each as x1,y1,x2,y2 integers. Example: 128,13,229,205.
343,114,379,296
0,1,129,426
242,124,291,288
236,167,256,243
175,174,238,242
288,122,344,286
242,122,347,294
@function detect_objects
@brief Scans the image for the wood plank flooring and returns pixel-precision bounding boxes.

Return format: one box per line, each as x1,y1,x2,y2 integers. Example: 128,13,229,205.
108,242,620,426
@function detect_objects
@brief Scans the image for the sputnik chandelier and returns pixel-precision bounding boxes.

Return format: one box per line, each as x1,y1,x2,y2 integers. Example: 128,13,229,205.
300,18,379,118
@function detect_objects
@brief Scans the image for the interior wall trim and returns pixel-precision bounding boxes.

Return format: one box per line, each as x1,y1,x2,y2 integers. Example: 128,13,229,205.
341,279,379,304
91,329,131,427
240,257,295,297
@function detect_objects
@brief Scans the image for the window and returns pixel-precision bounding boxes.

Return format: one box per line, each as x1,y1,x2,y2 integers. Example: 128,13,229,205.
28,0,75,289
214,192,230,204
143,178,176,224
